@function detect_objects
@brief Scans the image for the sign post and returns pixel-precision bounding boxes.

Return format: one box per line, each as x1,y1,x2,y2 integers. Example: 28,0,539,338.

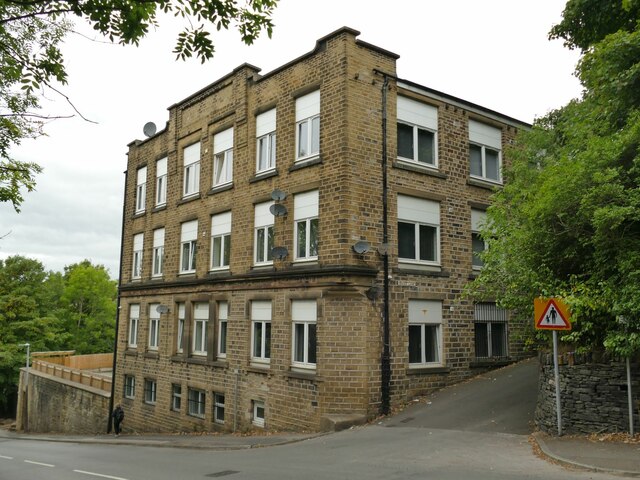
535,298,571,436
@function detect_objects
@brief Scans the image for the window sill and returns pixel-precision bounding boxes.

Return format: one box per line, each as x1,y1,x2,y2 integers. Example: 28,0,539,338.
289,155,322,172
171,354,186,362
407,366,450,375
251,264,274,272
143,351,159,359
393,160,447,179
208,183,233,195
249,169,278,183
396,263,449,277
132,211,146,219
178,271,196,277
207,269,231,279
287,369,319,382
467,177,502,190
152,204,167,213
247,364,270,375
124,349,138,357
292,259,318,266
186,356,207,366
177,193,202,205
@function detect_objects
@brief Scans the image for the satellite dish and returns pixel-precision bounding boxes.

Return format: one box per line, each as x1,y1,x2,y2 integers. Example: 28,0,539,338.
353,241,370,254
271,246,288,260
269,204,288,217
143,122,157,138
270,189,287,201
156,305,169,314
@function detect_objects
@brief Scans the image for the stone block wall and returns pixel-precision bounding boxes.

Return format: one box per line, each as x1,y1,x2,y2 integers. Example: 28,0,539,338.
535,352,640,434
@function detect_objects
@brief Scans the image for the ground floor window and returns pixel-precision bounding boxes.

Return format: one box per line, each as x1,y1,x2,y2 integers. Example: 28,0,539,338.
188,388,206,418
171,384,182,411
252,400,265,427
144,379,157,404
408,300,443,366
474,302,508,359
214,393,225,424
124,375,135,399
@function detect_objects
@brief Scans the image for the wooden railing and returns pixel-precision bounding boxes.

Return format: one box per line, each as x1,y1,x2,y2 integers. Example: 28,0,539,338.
31,354,113,393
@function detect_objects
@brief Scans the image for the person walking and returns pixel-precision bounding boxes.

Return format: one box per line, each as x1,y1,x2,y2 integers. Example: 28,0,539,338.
112,404,124,436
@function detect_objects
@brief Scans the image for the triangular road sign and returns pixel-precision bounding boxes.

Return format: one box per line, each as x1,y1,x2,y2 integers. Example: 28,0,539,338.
535,298,571,330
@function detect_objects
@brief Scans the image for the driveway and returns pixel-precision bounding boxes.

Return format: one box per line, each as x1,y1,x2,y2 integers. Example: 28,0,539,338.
382,357,539,434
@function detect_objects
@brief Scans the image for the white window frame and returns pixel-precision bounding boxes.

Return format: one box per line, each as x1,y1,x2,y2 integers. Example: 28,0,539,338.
214,392,225,424
471,209,487,270
183,142,201,198
144,378,157,405
469,120,502,183
295,90,320,161
155,157,167,207
148,303,160,351
124,375,136,399
256,109,276,173
135,166,147,213
252,400,265,427
152,228,164,277
213,128,234,187
397,195,440,265
132,233,143,280
254,201,274,266
291,300,317,370
176,303,185,353
251,301,271,364
171,384,182,411
187,388,206,418
128,304,139,348
397,96,438,167
210,212,231,271
217,301,228,359
294,190,319,261
180,220,198,274
192,302,209,356
408,300,443,367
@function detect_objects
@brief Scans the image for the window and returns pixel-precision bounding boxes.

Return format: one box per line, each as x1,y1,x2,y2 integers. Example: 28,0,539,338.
188,388,206,418
217,301,228,358
294,190,319,261
132,233,143,279
469,120,502,183
251,301,271,363
210,212,231,270
171,384,182,411
292,300,317,369
408,300,443,366
252,400,265,427
192,302,209,355
148,303,160,350
214,393,225,424
295,90,320,161
124,375,136,398
180,220,198,273
183,142,201,197
397,96,437,167
152,228,164,277
128,304,139,348
256,109,276,172
471,209,487,269
474,303,508,359
254,201,274,265
176,303,185,353
213,128,233,187
144,379,157,404
135,166,147,213
397,195,440,265
155,157,167,206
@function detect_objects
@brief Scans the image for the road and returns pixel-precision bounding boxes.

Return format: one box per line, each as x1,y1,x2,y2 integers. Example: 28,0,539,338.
0,359,623,479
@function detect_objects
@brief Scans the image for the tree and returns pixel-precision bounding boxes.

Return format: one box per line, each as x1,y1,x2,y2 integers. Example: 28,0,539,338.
0,0,277,210
469,1,640,356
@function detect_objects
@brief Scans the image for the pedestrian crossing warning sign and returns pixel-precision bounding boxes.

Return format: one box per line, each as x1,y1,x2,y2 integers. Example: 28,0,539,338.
535,298,571,330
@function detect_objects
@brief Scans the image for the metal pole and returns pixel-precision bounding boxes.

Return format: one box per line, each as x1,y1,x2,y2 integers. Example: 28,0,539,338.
380,73,391,416
627,357,635,436
553,331,562,436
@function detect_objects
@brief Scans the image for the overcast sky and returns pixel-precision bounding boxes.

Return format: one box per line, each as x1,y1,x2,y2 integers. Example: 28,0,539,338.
0,0,582,279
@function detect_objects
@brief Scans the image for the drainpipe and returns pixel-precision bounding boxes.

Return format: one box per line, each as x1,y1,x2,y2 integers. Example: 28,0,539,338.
108,168,128,433
375,70,393,416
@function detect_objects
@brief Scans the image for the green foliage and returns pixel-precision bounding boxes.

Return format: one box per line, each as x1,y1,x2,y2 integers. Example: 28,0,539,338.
468,10,640,356
0,256,116,411
0,0,277,210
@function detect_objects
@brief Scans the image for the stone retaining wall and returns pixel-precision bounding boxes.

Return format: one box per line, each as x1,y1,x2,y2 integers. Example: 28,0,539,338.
535,352,639,434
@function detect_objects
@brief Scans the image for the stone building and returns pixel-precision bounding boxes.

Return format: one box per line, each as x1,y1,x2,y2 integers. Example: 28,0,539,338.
116,27,529,433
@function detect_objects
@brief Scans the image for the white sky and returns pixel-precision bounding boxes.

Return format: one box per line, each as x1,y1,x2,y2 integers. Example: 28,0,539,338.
0,0,582,279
